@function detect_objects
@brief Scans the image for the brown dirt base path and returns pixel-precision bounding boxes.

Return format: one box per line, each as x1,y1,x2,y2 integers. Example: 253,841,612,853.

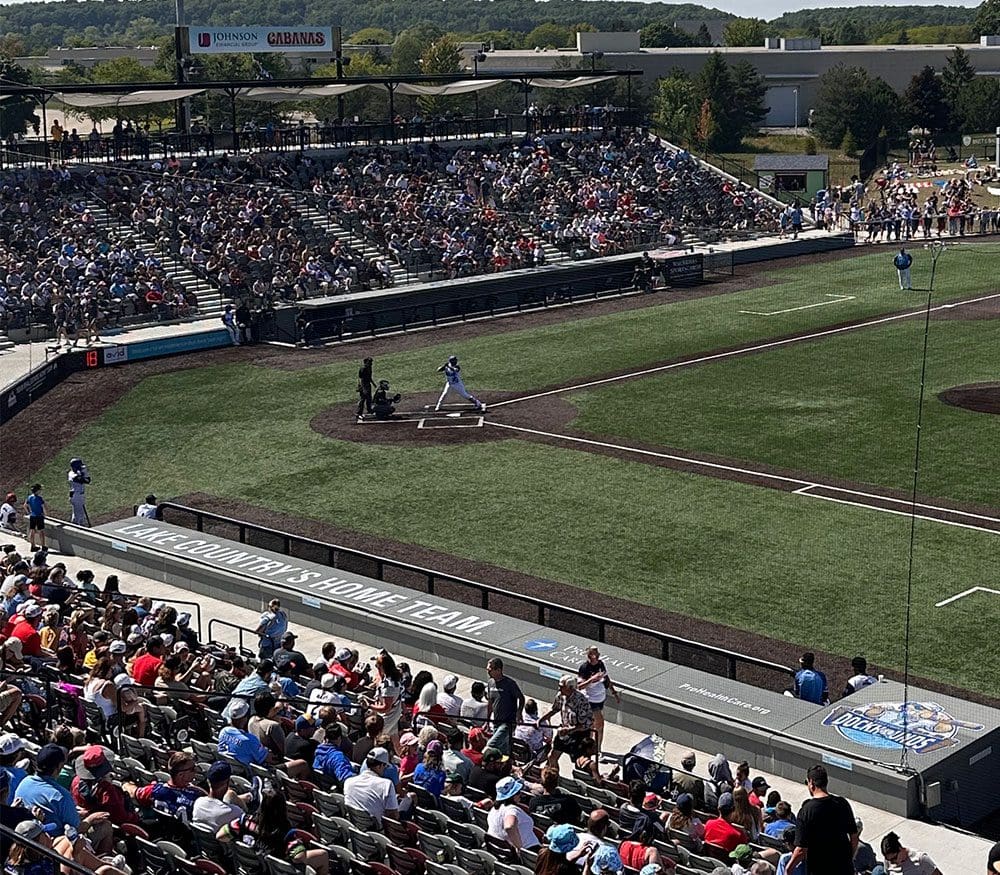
939,383,1000,415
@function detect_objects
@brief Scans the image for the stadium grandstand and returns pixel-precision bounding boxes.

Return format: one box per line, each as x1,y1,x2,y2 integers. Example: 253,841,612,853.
1,76,999,875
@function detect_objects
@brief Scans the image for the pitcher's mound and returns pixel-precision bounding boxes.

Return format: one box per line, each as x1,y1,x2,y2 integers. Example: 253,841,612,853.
939,383,1000,416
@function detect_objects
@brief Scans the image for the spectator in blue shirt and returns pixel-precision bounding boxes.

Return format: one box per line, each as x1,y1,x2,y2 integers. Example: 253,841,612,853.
411,740,447,798
217,699,270,767
313,724,356,789
764,801,797,839
775,825,805,875
793,653,829,706
223,659,275,720
13,744,106,837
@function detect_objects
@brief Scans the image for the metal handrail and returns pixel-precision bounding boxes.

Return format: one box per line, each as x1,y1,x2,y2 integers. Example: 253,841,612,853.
157,502,795,687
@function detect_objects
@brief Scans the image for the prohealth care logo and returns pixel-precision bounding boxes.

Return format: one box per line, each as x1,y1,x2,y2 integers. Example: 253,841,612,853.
822,700,984,754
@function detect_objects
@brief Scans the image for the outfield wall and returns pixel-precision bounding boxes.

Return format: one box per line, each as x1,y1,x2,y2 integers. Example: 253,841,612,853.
48,516,1000,827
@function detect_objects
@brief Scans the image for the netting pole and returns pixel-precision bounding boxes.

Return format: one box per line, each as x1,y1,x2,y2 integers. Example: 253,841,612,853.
901,239,944,770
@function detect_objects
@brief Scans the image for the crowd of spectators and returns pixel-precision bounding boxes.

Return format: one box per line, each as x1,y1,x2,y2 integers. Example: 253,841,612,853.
0,534,944,875
0,166,198,336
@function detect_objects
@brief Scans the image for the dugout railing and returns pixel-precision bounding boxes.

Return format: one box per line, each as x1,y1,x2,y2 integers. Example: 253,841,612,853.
157,501,795,691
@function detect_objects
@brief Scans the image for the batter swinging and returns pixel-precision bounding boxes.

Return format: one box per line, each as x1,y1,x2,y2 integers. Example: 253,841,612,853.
435,355,485,412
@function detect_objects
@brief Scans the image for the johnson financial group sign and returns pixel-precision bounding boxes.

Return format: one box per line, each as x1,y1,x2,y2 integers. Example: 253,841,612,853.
189,26,333,54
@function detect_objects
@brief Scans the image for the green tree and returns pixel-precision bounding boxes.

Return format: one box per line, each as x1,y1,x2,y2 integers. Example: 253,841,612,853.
840,130,857,156
391,25,443,75
942,46,976,128
695,23,713,46
347,27,393,45
896,28,911,44
811,64,901,147
730,60,768,140
311,52,390,122
653,73,695,141
418,35,460,115
957,77,1000,132
524,22,571,49
723,17,768,47
974,0,1000,37
828,19,868,45
0,59,38,137
86,56,171,128
692,52,735,149
903,65,948,133
639,21,693,48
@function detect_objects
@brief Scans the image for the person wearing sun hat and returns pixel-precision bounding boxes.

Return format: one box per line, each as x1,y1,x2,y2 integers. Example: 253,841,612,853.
729,844,755,875
0,733,27,803
71,745,139,842
536,823,581,875
487,775,539,850
588,844,624,875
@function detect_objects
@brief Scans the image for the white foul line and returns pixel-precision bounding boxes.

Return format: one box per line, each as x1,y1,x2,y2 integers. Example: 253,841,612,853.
489,291,1000,410
484,421,1000,535
739,294,856,316
936,586,1000,607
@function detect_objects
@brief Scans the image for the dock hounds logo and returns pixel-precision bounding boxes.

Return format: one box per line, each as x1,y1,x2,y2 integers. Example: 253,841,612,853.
823,701,985,754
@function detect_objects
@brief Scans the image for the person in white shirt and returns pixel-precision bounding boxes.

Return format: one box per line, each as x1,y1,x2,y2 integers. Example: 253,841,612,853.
487,776,540,850
437,675,463,716
460,681,488,724
842,656,878,698
0,494,19,532
135,495,158,520
343,748,398,825
192,762,245,830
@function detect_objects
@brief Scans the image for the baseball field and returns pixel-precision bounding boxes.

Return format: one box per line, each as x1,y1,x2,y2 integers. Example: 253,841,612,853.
10,243,1000,703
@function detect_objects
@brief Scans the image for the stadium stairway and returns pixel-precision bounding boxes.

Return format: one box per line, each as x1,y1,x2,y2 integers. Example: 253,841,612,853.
285,190,412,288
83,201,227,318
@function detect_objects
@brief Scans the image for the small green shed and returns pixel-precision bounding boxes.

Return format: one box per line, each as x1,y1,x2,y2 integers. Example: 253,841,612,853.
753,154,830,199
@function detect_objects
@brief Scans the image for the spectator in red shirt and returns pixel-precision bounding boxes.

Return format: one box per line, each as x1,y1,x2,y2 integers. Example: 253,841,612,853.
130,636,165,687
462,726,488,766
71,745,139,854
12,603,54,663
703,793,748,855
749,776,769,808
329,647,363,690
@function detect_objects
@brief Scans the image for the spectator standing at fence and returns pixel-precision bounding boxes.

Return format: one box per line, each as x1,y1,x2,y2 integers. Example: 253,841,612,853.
254,599,287,659
787,765,858,875
578,646,620,753
23,485,46,552
894,248,913,291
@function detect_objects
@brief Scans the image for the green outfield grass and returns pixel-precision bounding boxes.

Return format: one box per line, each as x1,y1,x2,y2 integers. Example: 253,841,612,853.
570,316,1000,507
25,245,1000,697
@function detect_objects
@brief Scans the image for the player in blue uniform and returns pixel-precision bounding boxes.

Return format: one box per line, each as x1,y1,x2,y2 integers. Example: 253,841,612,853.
435,356,484,412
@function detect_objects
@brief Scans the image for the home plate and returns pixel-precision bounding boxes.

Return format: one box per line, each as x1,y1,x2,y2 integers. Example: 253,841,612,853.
447,413,462,418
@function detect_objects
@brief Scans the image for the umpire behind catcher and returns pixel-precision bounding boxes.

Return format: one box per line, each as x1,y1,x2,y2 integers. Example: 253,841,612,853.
357,357,376,417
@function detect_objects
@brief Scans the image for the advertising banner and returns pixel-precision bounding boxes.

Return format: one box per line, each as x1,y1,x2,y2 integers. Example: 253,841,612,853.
189,26,334,54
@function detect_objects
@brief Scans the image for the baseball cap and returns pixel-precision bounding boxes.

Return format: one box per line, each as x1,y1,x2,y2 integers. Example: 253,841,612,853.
295,716,314,732
113,673,134,688
591,845,623,875
0,733,24,756
229,699,250,720
281,632,297,643
481,746,509,765
642,792,660,810
14,820,45,841
321,674,336,689
730,844,753,862
445,771,464,784
334,647,352,663
640,867,662,875
207,761,233,785
442,674,458,692
494,776,524,801
546,823,579,854
399,732,418,748
467,727,488,744
173,641,189,653
177,612,191,627
718,792,735,812
36,743,66,773
109,640,127,655
22,604,42,619
75,745,113,781
751,777,769,792
367,747,391,766
426,740,443,756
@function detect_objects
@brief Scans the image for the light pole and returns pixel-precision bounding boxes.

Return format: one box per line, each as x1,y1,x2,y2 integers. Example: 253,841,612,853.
334,52,350,122
472,49,486,121
174,0,190,134
793,86,799,134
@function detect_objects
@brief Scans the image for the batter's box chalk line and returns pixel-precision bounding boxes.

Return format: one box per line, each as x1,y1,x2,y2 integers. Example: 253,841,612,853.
418,416,485,430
